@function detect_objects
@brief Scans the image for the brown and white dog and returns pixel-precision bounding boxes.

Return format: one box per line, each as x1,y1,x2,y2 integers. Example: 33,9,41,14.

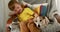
33,16,60,32
33,16,49,29
8,17,20,32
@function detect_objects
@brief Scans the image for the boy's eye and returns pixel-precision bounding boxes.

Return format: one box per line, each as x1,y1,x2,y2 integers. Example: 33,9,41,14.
15,10,17,11
17,7,19,9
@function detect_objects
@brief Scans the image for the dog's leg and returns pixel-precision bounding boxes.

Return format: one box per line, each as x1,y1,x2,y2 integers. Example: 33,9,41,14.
19,22,29,32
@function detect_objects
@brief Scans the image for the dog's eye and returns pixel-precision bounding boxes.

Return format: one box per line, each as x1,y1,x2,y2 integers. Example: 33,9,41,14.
40,20,42,22
36,21,37,22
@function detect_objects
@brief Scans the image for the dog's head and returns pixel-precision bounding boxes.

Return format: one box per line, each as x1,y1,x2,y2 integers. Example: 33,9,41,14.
33,16,49,29
8,17,19,31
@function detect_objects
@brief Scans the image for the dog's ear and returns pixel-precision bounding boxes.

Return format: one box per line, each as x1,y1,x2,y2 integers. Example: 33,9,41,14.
33,17,37,21
45,17,49,24
42,16,45,19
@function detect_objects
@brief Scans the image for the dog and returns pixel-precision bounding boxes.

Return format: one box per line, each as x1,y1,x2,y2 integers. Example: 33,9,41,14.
8,17,20,32
33,16,60,32
33,16,49,29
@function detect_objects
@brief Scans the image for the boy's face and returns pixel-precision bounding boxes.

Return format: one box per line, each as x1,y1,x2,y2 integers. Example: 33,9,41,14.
14,3,23,14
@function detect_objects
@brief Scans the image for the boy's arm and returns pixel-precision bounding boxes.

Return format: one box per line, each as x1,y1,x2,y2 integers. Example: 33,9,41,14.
9,11,18,16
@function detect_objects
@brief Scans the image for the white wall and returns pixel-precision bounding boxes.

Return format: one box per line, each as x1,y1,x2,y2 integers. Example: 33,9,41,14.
0,0,5,32
0,0,10,32
3,0,10,32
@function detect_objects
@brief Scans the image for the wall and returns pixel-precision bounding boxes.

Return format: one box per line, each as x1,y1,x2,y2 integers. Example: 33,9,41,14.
0,0,10,32
3,0,10,32
0,0,5,32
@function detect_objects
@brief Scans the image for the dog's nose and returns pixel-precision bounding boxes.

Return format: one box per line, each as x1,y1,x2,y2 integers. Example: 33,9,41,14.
8,27,11,30
38,24,40,27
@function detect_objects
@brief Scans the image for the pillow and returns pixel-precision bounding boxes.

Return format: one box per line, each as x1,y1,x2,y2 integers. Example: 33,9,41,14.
32,3,48,16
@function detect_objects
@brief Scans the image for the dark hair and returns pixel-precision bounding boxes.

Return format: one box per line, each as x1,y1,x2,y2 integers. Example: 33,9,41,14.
8,0,21,11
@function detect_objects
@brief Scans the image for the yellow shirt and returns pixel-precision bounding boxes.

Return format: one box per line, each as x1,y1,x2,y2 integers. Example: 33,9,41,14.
17,8,34,21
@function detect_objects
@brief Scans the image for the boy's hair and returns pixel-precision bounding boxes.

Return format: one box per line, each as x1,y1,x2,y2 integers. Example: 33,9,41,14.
8,0,22,11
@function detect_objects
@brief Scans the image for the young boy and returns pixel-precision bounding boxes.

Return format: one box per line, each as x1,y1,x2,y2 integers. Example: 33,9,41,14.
8,0,38,22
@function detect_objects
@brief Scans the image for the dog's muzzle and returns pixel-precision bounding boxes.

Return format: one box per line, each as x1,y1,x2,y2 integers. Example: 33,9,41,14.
38,24,40,27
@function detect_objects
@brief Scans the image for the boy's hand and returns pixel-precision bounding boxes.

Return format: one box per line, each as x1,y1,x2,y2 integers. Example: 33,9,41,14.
9,11,18,16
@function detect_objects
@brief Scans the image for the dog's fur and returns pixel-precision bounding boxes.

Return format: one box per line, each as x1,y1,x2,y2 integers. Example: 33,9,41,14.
9,22,20,32
8,17,20,32
33,16,60,32
33,16,49,29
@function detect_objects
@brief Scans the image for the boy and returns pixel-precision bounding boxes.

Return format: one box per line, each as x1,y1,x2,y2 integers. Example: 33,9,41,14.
8,0,38,22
